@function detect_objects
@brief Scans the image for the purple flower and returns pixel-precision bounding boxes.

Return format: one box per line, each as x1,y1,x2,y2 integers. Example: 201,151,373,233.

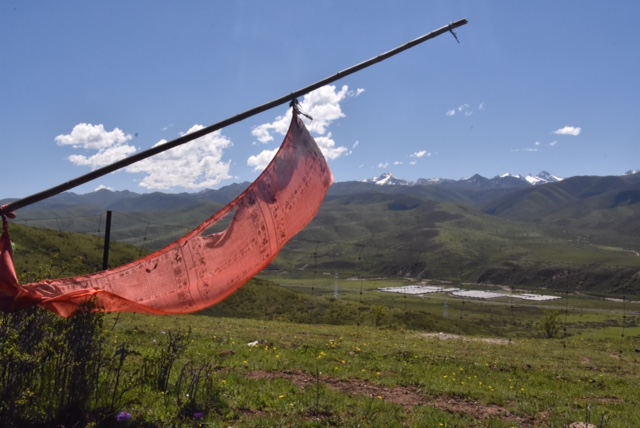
116,411,132,422
193,411,205,419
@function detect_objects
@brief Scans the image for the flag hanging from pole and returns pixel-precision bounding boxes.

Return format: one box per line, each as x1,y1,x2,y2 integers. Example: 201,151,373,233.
0,109,333,317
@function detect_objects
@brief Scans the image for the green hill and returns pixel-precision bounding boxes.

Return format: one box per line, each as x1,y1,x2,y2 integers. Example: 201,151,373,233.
7,223,145,283
6,173,640,295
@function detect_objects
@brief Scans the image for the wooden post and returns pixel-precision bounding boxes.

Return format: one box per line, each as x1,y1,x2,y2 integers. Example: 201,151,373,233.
102,210,112,270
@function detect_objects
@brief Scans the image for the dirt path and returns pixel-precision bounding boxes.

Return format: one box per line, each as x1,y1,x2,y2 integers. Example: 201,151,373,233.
247,369,537,427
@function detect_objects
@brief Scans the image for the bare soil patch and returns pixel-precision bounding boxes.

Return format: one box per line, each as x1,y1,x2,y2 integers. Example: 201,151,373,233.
247,370,535,426
420,332,513,345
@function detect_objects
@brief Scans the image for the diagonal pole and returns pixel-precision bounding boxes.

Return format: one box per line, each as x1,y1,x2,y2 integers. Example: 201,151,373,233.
1,19,468,216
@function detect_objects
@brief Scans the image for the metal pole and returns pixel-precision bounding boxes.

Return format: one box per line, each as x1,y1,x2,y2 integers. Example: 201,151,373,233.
1,19,468,216
102,210,112,270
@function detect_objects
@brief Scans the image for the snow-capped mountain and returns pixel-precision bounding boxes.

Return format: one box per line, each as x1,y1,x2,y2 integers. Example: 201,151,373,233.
363,173,411,186
364,171,563,188
525,171,563,184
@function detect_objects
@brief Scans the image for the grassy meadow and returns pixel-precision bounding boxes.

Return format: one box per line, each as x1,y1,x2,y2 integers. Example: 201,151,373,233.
3,221,640,426
98,284,640,427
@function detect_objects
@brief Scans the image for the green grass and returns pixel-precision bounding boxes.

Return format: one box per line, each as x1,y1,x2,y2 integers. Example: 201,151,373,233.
9,223,145,281
5,211,640,426
100,306,639,427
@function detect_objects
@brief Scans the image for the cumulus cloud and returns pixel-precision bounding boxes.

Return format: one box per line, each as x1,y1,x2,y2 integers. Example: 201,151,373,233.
247,148,279,171
411,150,429,158
55,123,136,169
57,122,234,190
378,162,389,169
125,125,233,190
247,84,354,171
393,161,403,165
553,126,582,136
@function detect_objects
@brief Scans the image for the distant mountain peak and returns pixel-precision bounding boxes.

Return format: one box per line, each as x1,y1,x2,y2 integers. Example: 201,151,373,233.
363,171,564,189
363,173,410,186
500,172,522,179
626,169,640,175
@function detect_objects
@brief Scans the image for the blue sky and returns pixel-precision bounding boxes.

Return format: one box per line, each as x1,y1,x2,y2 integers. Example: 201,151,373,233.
1,1,639,198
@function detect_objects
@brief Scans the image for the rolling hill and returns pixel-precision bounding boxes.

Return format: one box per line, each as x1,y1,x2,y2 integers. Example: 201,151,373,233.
3,171,640,295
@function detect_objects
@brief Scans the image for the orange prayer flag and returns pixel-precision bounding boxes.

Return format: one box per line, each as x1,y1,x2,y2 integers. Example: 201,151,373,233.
0,111,332,317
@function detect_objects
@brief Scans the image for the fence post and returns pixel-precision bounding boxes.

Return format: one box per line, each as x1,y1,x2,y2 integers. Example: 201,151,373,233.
102,210,112,270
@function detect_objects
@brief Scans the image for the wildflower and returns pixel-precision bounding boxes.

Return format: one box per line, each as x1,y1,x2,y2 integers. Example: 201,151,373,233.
279,394,285,399
116,411,132,422
193,412,205,419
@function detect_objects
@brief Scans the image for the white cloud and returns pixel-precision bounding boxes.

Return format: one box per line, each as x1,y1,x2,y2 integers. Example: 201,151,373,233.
411,150,429,158
553,126,582,136
55,123,137,169
393,161,403,165
446,103,483,117
58,123,234,190
534,141,541,146
409,161,417,166
378,162,389,169
247,148,279,171
247,84,353,171
55,123,133,150
68,144,137,169
345,140,360,156
549,140,558,146
126,125,233,190
315,134,348,160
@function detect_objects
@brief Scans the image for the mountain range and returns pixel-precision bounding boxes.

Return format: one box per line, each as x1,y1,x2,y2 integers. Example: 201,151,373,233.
364,170,564,187
3,169,640,295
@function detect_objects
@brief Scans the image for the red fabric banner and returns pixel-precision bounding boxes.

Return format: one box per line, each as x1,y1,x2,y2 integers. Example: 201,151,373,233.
0,112,332,317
